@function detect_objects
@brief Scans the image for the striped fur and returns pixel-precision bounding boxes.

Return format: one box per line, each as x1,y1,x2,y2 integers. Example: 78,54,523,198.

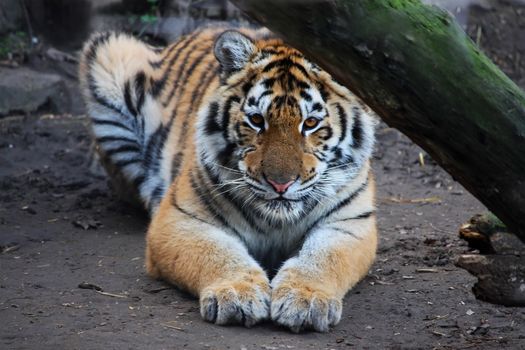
80,27,378,332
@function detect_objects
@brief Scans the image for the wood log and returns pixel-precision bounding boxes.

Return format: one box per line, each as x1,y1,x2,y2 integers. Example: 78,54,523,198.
457,213,525,305
231,0,525,241
456,254,525,306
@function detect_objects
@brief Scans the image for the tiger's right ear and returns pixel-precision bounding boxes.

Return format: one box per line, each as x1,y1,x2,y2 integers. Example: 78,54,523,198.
214,30,256,76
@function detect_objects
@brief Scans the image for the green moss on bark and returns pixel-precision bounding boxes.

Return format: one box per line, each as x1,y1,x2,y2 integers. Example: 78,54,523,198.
232,0,525,241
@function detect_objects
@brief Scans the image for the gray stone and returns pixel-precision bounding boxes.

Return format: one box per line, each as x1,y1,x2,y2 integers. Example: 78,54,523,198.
0,67,71,116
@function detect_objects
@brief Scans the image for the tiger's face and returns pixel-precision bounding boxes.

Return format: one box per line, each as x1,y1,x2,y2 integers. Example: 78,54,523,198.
199,30,376,225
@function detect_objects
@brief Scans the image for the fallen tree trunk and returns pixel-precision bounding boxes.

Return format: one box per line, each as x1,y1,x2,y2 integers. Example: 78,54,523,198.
231,0,525,241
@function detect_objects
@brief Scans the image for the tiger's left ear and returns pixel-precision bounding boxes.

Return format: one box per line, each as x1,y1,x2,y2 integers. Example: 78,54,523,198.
214,30,256,75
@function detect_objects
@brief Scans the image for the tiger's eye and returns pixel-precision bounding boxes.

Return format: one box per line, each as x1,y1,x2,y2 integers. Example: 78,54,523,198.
248,114,264,128
303,117,320,130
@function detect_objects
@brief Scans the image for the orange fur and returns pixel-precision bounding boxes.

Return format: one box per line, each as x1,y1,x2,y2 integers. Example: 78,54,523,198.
80,27,379,332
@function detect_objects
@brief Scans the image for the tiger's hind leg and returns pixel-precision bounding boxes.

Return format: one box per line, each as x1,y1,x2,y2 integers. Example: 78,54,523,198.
79,32,167,213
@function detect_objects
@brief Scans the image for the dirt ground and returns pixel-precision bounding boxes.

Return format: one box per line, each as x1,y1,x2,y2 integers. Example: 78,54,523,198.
1,2,525,350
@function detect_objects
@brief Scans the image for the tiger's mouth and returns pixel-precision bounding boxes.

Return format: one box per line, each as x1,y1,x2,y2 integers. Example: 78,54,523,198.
242,174,314,204
247,186,308,203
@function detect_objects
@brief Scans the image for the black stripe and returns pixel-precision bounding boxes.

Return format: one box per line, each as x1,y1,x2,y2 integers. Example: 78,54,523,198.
171,190,215,226
149,183,164,212
91,118,133,132
257,90,272,104
104,144,141,157
329,227,358,237
312,102,323,112
189,62,218,110
319,85,330,102
134,71,146,113
181,59,217,126
201,162,266,235
170,151,183,181
332,211,375,222
316,126,333,141
300,91,312,102
85,32,112,63
85,33,133,119
312,152,325,161
143,124,164,170
171,60,218,181
286,95,298,107
190,169,243,237
162,45,211,107
96,135,137,144
335,103,347,144
352,107,363,149
262,78,275,88
226,73,256,91
217,143,237,167
114,157,141,167
204,102,221,135
149,59,163,69
221,95,241,141
304,178,369,236
133,174,146,188
150,183,164,202
151,31,202,97
262,58,309,78
242,81,253,94
331,147,343,162
149,42,180,68
89,80,125,117
124,80,137,117
273,71,310,91
247,96,256,106
259,48,287,55
298,175,317,190
273,95,285,109
234,122,243,140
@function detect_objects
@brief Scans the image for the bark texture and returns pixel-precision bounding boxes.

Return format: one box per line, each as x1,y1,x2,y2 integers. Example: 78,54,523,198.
231,0,525,241
457,213,525,306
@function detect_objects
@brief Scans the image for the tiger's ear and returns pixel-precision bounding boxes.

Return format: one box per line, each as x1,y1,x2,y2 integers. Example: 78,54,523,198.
214,30,256,75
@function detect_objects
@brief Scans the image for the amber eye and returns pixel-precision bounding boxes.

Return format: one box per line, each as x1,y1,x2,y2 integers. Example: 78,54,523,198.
248,114,265,129
303,117,320,131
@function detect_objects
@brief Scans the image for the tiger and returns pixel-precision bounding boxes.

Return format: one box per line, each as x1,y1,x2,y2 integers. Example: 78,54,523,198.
79,27,378,333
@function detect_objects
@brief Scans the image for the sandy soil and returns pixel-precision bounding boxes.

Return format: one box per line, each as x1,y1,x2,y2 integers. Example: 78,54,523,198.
1,2,525,349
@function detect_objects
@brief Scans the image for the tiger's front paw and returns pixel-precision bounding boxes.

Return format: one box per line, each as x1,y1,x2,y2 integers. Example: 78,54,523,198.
271,281,342,333
200,275,271,328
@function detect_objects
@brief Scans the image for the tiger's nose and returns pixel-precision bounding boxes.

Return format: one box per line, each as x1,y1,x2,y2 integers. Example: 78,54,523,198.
266,177,295,194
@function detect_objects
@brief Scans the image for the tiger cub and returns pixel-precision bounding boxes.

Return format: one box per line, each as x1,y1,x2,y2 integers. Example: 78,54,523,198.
79,27,378,332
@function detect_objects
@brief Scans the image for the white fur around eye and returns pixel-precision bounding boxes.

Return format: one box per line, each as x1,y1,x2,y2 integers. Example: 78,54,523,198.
245,115,267,132
300,118,323,136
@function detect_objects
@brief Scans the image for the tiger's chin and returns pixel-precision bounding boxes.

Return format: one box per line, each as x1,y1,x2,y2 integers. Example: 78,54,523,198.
250,196,307,226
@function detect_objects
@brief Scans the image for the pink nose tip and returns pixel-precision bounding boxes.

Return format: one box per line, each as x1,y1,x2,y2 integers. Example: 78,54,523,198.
266,178,295,194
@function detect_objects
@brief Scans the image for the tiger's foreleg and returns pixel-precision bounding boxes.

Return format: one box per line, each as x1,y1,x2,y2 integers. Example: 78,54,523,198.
271,218,377,332
146,203,271,327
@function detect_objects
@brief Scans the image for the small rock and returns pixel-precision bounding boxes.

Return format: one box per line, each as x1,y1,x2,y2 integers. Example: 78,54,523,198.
21,205,37,215
72,217,102,230
0,67,71,116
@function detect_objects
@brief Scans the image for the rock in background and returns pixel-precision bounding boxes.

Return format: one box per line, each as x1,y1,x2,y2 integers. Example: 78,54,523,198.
0,67,70,117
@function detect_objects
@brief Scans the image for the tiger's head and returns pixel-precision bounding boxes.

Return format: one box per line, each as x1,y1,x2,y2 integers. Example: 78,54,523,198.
198,30,376,225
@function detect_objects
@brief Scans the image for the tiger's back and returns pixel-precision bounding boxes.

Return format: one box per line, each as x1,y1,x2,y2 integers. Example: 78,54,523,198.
80,28,237,212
